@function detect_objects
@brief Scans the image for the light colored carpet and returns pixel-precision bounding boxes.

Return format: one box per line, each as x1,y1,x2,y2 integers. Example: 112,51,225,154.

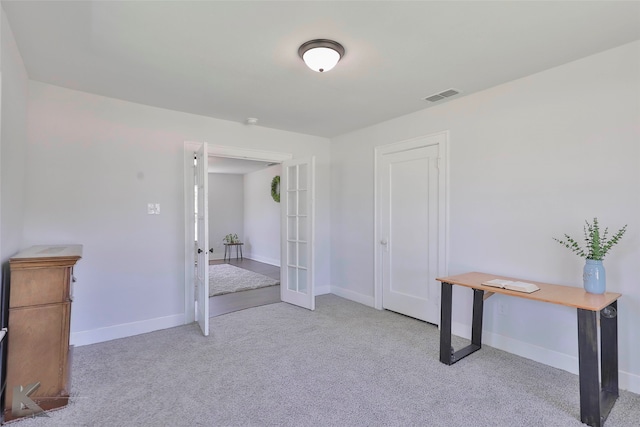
10,295,640,426
209,263,279,297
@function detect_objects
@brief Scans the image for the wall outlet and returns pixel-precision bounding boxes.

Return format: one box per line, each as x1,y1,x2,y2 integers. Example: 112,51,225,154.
497,300,507,316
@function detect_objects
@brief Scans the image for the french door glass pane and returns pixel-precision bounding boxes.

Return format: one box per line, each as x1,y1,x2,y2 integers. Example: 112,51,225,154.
298,190,308,215
288,166,297,190
287,217,297,239
298,217,307,241
298,268,307,293
288,267,297,291
287,192,297,215
298,242,307,268
288,241,297,265
298,164,308,189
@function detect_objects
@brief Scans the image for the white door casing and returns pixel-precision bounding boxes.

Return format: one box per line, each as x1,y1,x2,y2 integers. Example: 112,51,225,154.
281,157,315,310
375,132,449,324
183,142,294,325
195,142,210,335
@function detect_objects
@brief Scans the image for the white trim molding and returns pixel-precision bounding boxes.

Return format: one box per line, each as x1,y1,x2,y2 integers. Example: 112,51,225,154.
207,144,292,163
449,321,640,394
71,314,185,347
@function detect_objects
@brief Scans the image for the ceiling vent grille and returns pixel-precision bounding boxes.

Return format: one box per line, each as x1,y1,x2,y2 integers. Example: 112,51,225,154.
423,88,461,103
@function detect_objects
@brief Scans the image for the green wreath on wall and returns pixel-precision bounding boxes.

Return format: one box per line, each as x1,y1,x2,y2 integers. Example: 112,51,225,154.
271,175,281,203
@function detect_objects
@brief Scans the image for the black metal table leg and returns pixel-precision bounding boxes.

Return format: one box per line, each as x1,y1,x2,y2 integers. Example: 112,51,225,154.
578,302,618,427
439,282,453,364
471,289,484,347
439,283,483,365
601,301,618,398
577,308,600,426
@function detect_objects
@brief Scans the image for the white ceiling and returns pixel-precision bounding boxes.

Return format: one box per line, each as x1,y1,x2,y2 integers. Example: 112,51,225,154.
3,1,640,138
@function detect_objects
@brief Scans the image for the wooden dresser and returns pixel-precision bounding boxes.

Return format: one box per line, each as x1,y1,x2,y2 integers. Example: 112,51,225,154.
3,245,82,421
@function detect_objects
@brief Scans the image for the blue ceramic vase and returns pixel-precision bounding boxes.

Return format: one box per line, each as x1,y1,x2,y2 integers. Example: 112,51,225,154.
583,259,606,294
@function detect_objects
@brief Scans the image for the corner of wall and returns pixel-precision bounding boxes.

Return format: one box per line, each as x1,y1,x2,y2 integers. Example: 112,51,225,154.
330,286,375,308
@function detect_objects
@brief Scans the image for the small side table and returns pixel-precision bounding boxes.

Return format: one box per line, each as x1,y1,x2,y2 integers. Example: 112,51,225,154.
223,243,243,262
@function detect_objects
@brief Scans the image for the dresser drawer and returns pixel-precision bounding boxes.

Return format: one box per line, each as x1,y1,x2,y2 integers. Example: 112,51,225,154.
9,267,71,308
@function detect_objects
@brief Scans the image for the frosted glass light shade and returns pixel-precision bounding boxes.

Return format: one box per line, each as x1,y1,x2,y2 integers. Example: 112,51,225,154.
303,47,341,72
298,39,345,73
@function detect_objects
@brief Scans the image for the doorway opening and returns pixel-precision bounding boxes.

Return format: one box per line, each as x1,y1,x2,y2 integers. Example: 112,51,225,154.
206,156,283,316
184,141,293,335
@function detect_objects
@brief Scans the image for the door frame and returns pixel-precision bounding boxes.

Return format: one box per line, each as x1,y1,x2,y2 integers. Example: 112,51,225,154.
183,141,292,324
373,131,450,313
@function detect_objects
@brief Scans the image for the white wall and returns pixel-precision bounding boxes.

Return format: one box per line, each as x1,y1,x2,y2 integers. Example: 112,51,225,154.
208,173,244,260
24,81,331,345
243,164,281,266
0,7,28,264
330,41,640,392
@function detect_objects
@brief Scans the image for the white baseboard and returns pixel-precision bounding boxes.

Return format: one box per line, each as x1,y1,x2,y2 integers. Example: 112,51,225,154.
450,320,640,394
330,286,375,308
71,313,185,347
621,370,640,394
451,320,578,372
245,253,280,266
315,284,331,296
484,328,579,375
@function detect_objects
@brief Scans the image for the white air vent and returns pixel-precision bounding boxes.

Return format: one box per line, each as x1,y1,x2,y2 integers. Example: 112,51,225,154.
423,88,461,103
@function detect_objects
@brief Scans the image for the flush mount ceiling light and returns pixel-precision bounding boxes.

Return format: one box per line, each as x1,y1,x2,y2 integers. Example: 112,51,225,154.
298,39,345,73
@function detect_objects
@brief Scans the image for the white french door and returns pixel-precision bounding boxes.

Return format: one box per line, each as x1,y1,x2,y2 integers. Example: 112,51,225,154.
195,143,209,335
184,143,296,329
376,133,448,324
281,157,315,310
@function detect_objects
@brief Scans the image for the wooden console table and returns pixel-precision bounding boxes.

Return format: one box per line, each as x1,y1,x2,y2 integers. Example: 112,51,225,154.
436,272,620,427
223,242,243,261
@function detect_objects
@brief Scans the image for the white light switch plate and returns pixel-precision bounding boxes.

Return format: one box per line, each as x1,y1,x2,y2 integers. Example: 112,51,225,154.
147,203,161,215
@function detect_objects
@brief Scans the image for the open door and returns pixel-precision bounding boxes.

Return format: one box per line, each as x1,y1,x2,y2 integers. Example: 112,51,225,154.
281,157,315,310
195,143,209,335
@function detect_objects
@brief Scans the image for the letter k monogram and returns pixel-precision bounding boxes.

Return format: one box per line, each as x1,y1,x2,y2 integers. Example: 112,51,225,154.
12,382,46,418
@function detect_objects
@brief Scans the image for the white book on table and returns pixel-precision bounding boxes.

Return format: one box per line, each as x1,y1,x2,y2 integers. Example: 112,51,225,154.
482,278,540,293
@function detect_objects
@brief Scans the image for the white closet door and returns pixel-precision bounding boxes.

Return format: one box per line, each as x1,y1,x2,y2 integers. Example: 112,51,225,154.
379,143,442,324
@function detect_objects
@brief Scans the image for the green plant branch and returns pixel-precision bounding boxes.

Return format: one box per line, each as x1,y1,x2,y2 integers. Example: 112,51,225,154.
554,217,626,260
223,233,239,244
